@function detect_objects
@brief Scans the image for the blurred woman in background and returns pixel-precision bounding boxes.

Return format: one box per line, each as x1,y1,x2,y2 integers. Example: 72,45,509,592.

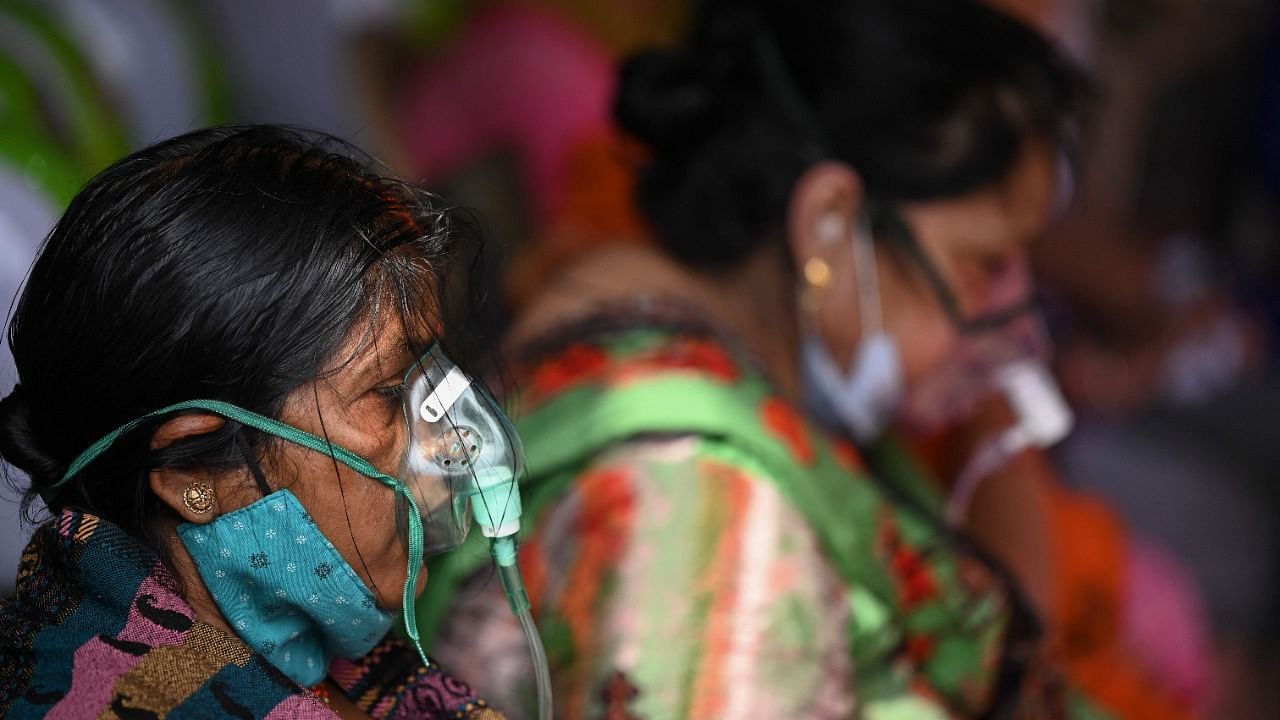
418,1,1110,718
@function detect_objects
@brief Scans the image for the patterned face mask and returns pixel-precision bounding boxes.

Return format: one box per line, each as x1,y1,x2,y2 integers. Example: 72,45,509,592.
176,490,392,687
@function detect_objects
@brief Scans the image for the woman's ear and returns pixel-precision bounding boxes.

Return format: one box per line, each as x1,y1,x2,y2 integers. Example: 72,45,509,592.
785,161,866,273
148,414,226,524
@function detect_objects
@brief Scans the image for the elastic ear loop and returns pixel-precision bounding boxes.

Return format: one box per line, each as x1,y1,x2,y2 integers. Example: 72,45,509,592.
853,213,884,337
53,398,433,668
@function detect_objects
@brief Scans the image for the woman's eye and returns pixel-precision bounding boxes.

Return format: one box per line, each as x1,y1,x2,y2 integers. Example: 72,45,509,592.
373,383,407,404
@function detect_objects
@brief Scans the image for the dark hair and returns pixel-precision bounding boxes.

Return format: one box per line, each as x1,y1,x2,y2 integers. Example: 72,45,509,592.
0,125,481,556
615,0,1091,267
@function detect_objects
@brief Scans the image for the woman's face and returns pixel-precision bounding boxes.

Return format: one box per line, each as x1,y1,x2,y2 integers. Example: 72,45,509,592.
866,139,1060,385
256,316,426,610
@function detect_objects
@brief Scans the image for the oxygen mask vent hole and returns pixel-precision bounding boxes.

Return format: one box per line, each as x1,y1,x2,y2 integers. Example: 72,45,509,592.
430,426,483,470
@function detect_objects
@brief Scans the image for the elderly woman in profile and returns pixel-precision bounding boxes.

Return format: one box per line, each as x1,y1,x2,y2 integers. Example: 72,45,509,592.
0,126,510,720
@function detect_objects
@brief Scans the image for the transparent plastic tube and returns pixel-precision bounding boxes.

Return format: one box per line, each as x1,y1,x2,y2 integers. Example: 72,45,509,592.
512,585,553,720
945,361,1074,525
946,429,1027,525
491,536,553,720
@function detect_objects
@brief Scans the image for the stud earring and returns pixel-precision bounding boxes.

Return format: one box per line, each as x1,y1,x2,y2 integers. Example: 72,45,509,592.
804,257,832,289
801,257,832,315
182,482,216,515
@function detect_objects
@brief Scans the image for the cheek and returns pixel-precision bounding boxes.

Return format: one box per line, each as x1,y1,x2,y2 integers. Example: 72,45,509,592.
880,271,959,385
328,481,410,607
341,400,409,473
351,501,410,607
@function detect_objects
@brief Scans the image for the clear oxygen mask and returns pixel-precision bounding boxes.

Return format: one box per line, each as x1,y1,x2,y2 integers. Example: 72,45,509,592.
396,345,525,555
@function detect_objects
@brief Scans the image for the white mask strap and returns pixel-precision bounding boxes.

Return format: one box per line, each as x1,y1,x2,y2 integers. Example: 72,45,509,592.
853,213,883,335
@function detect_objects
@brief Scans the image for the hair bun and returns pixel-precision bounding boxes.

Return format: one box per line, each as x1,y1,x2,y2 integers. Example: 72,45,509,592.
0,384,64,487
614,49,720,152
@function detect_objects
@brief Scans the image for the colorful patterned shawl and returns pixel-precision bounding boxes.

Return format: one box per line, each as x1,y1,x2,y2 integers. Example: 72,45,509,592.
0,509,505,719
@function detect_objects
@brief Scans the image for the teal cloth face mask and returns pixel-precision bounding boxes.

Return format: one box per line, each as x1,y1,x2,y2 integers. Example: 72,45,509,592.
176,489,392,687
46,344,530,684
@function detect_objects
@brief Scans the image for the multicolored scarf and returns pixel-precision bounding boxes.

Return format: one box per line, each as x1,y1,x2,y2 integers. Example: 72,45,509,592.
0,509,505,719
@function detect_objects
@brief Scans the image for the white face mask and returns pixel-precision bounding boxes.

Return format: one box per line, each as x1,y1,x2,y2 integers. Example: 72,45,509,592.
801,213,905,443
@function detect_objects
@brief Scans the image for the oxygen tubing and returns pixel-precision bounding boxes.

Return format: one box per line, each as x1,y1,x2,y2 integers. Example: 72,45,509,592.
491,535,553,720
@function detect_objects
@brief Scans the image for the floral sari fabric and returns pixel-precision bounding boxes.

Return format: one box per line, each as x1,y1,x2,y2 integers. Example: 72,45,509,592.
419,321,1110,720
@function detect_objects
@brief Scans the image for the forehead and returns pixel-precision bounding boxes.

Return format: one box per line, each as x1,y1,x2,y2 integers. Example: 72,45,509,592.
324,300,436,383
993,138,1059,235
906,138,1060,249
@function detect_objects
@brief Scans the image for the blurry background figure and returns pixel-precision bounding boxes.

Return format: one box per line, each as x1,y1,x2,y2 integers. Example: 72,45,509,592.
378,1,1277,718
414,0,1114,713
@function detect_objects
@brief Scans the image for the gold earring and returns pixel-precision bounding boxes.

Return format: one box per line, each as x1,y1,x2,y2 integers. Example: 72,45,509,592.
804,257,832,289
182,482,216,515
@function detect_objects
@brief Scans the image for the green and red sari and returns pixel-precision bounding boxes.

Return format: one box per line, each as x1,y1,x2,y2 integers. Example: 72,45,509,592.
418,314,1109,720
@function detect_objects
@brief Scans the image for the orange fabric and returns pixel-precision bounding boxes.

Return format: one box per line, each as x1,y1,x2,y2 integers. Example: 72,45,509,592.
1047,485,1125,662
555,128,651,241
507,128,654,307
1047,487,1197,720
